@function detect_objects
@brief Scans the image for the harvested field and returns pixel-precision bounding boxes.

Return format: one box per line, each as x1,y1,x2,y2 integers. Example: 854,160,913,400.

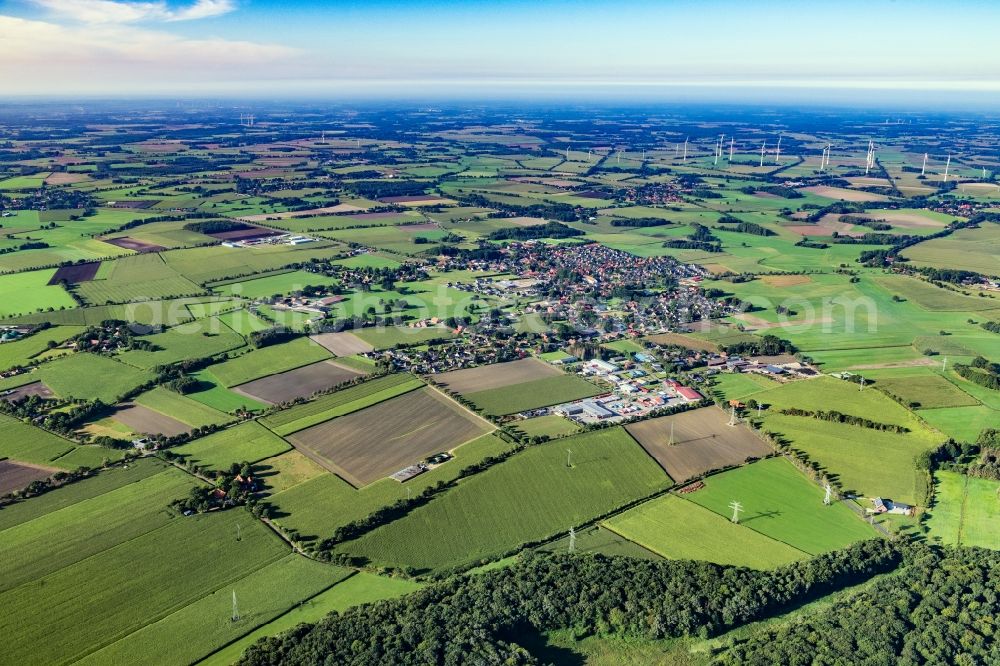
398,223,440,233
1,381,54,402
309,331,374,356
434,357,561,394
644,332,720,352
48,262,100,284
799,185,888,202
288,387,492,487
506,216,548,227
232,360,364,404
625,407,772,482
102,237,165,253
864,211,950,229
0,460,56,495
111,403,190,437
761,274,812,287
43,172,90,186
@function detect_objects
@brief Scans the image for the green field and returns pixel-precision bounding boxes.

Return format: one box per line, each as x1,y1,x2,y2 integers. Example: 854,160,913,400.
0,269,77,317
36,352,156,402
464,374,602,415
78,555,351,666
2,509,289,665
338,427,670,572
134,387,235,428
761,414,936,506
754,375,933,431
271,433,515,544
259,373,424,436
0,413,79,466
117,317,246,369
0,325,84,372
515,414,581,439
684,458,876,554
0,463,199,593
904,223,1000,276
75,253,206,304
0,459,164,531
605,494,806,569
351,325,455,349
925,470,1000,549
186,369,269,413
209,337,332,387
214,270,340,299
873,370,980,409
170,421,291,470
200,572,423,666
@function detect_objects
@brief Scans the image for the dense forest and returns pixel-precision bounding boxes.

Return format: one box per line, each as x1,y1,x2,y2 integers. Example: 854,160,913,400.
239,540,909,665
718,547,999,665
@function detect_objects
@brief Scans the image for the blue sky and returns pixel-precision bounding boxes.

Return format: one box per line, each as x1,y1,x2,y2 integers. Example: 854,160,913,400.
2,0,1000,102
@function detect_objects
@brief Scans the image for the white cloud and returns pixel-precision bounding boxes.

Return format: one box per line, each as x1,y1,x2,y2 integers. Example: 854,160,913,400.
30,0,236,24
0,14,302,94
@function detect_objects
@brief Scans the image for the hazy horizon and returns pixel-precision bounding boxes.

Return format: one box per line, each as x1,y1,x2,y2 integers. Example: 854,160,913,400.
3,0,1000,107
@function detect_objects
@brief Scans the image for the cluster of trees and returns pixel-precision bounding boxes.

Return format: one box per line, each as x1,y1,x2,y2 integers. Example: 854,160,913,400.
795,238,830,249
662,223,722,252
182,219,252,234
727,221,776,237
609,217,671,228
777,408,910,433
912,266,990,285
741,184,804,199
717,546,999,665
953,356,1000,391
0,394,110,438
839,213,892,230
238,539,903,666
486,221,584,241
981,320,1000,334
73,319,153,353
249,326,300,349
168,460,261,514
344,179,428,200
831,232,914,245
458,193,580,223
0,465,96,504
0,240,50,256
723,334,796,356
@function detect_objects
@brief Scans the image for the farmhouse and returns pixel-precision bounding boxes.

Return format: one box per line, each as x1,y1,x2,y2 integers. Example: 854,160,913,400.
872,497,915,516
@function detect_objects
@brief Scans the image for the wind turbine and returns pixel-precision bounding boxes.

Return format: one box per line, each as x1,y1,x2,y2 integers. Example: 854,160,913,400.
759,141,766,167
921,152,928,176
944,154,951,182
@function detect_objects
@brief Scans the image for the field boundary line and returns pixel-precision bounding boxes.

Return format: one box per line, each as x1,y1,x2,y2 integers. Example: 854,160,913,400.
956,473,970,546
194,569,360,665
673,491,814,557
71,546,289,665
423,381,498,433
599,521,678,560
